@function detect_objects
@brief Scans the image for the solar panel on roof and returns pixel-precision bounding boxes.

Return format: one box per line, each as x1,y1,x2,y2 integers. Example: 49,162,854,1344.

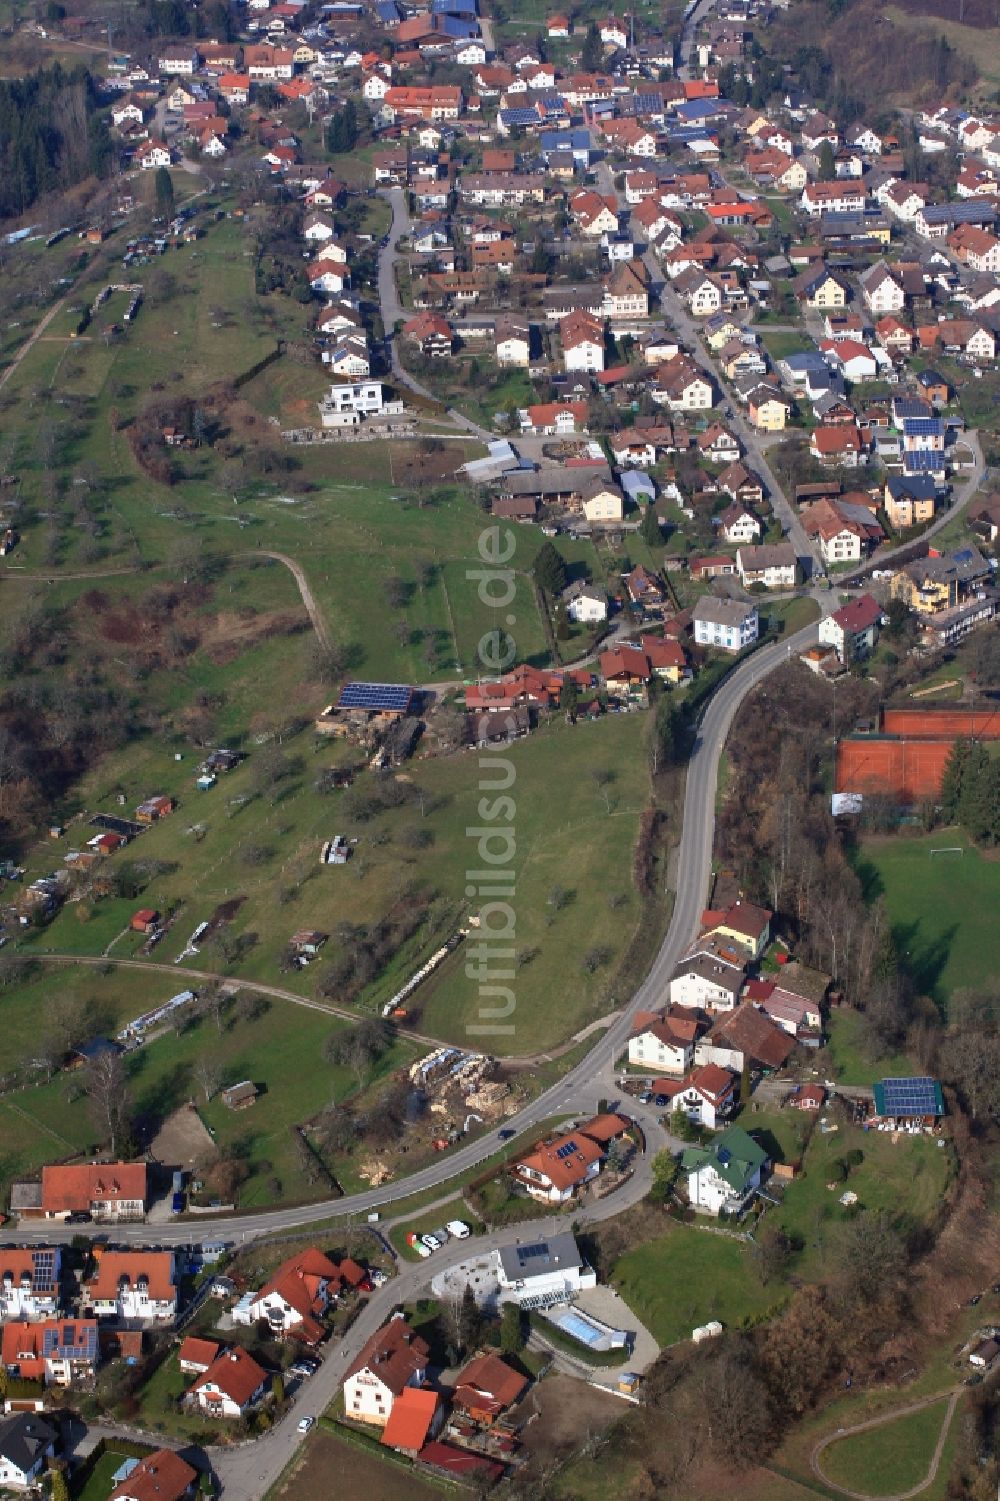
555,1140,579,1159
903,418,943,435
337,681,412,712
518,1243,549,1260
878,1076,942,1116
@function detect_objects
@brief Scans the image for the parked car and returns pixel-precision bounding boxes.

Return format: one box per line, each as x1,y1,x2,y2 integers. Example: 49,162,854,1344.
498,1128,516,1141
66,1212,92,1225
654,1093,669,1108
427,1227,449,1245
639,1091,653,1104
297,1416,315,1434
421,1234,442,1253
445,1220,470,1239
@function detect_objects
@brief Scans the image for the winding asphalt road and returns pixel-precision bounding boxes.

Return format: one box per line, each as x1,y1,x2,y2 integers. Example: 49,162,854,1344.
13,611,819,1255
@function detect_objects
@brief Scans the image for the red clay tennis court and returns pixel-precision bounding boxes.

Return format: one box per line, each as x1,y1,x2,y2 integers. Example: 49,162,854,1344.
836,705,1000,800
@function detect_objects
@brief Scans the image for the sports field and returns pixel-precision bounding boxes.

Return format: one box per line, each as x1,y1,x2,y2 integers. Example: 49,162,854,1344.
854,831,1000,1006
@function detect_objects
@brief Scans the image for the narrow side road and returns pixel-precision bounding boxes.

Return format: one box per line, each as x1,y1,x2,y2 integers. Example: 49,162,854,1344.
810,1389,960,1501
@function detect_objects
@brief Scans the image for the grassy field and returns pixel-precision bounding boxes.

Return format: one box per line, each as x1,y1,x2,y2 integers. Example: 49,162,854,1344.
820,1396,953,1496
768,1118,954,1282
761,330,813,362
0,961,417,1207
76,1450,140,1501
824,1008,916,1086
17,709,654,1055
612,1224,781,1345
852,831,1000,1007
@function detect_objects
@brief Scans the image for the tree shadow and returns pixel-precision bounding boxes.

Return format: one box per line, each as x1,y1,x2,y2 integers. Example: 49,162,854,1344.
891,919,958,1010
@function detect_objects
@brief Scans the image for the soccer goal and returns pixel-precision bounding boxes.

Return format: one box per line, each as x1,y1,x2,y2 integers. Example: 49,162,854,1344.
929,847,964,858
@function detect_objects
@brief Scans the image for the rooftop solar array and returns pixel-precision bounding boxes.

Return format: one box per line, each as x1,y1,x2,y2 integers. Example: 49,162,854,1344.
904,451,945,473
43,1322,98,1360
518,1243,549,1261
554,1140,580,1159
875,1076,944,1117
336,681,413,712
902,418,944,435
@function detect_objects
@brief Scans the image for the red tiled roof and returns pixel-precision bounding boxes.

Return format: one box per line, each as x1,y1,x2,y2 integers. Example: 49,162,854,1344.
178,1336,220,1370
419,1441,504,1479
453,1352,528,1414
380,1386,439,1450
345,1318,429,1395
516,1130,603,1192
109,1449,197,1501
257,1248,342,1324
88,1251,175,1304
192,1345,268,1408
831,594,883,634
42,1162,147,1213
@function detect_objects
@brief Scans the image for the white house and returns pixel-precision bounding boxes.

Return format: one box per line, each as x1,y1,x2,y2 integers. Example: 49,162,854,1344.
86,1252,177,1323
493,1232,597,1307
246,1249,360,1342
737,542,798,590
325,336,371,379
564,583,608,623
135,140,171,169
0,1415,57,1490
0,1251,61,1322
692,596,759,653
495,319,531,366
669,949,745,1011
343,1315,430,1426
818,593,884,661
628,1012,698,1075
683,1126,769,1217
657,1064,737,1129
191,1346,268,1418
157,47,199,74
318,381,404,428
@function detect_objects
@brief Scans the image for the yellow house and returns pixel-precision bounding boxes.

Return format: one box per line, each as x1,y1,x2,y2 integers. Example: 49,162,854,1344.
292,42,315,62
749,395,788,432
705,317,741,350
806,272,847,310
778,160,807,191
700,900,772,959
883,481,936,531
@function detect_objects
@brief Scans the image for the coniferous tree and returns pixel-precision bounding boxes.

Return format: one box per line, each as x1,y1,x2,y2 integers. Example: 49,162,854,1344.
533,539,567,596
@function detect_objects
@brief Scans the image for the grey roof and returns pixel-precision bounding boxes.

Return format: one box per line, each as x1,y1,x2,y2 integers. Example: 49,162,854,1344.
0,1415,56,1475
919,200,996,226
671,951,744,995
498,1231,584,1282
692,595,757,628
738,542,797,570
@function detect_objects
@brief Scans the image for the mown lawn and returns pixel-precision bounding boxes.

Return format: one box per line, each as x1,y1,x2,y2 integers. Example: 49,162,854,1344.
852,831,1000,1008
821,1396,953,1497
769,1119,954,1283
76,1451,139,1501
611,1225,781,1346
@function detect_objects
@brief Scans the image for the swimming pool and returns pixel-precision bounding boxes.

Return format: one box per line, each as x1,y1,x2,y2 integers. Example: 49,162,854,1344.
546,1305,628,1351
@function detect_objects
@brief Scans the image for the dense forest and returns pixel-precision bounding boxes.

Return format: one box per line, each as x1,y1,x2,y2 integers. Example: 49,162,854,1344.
0,65,112,221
